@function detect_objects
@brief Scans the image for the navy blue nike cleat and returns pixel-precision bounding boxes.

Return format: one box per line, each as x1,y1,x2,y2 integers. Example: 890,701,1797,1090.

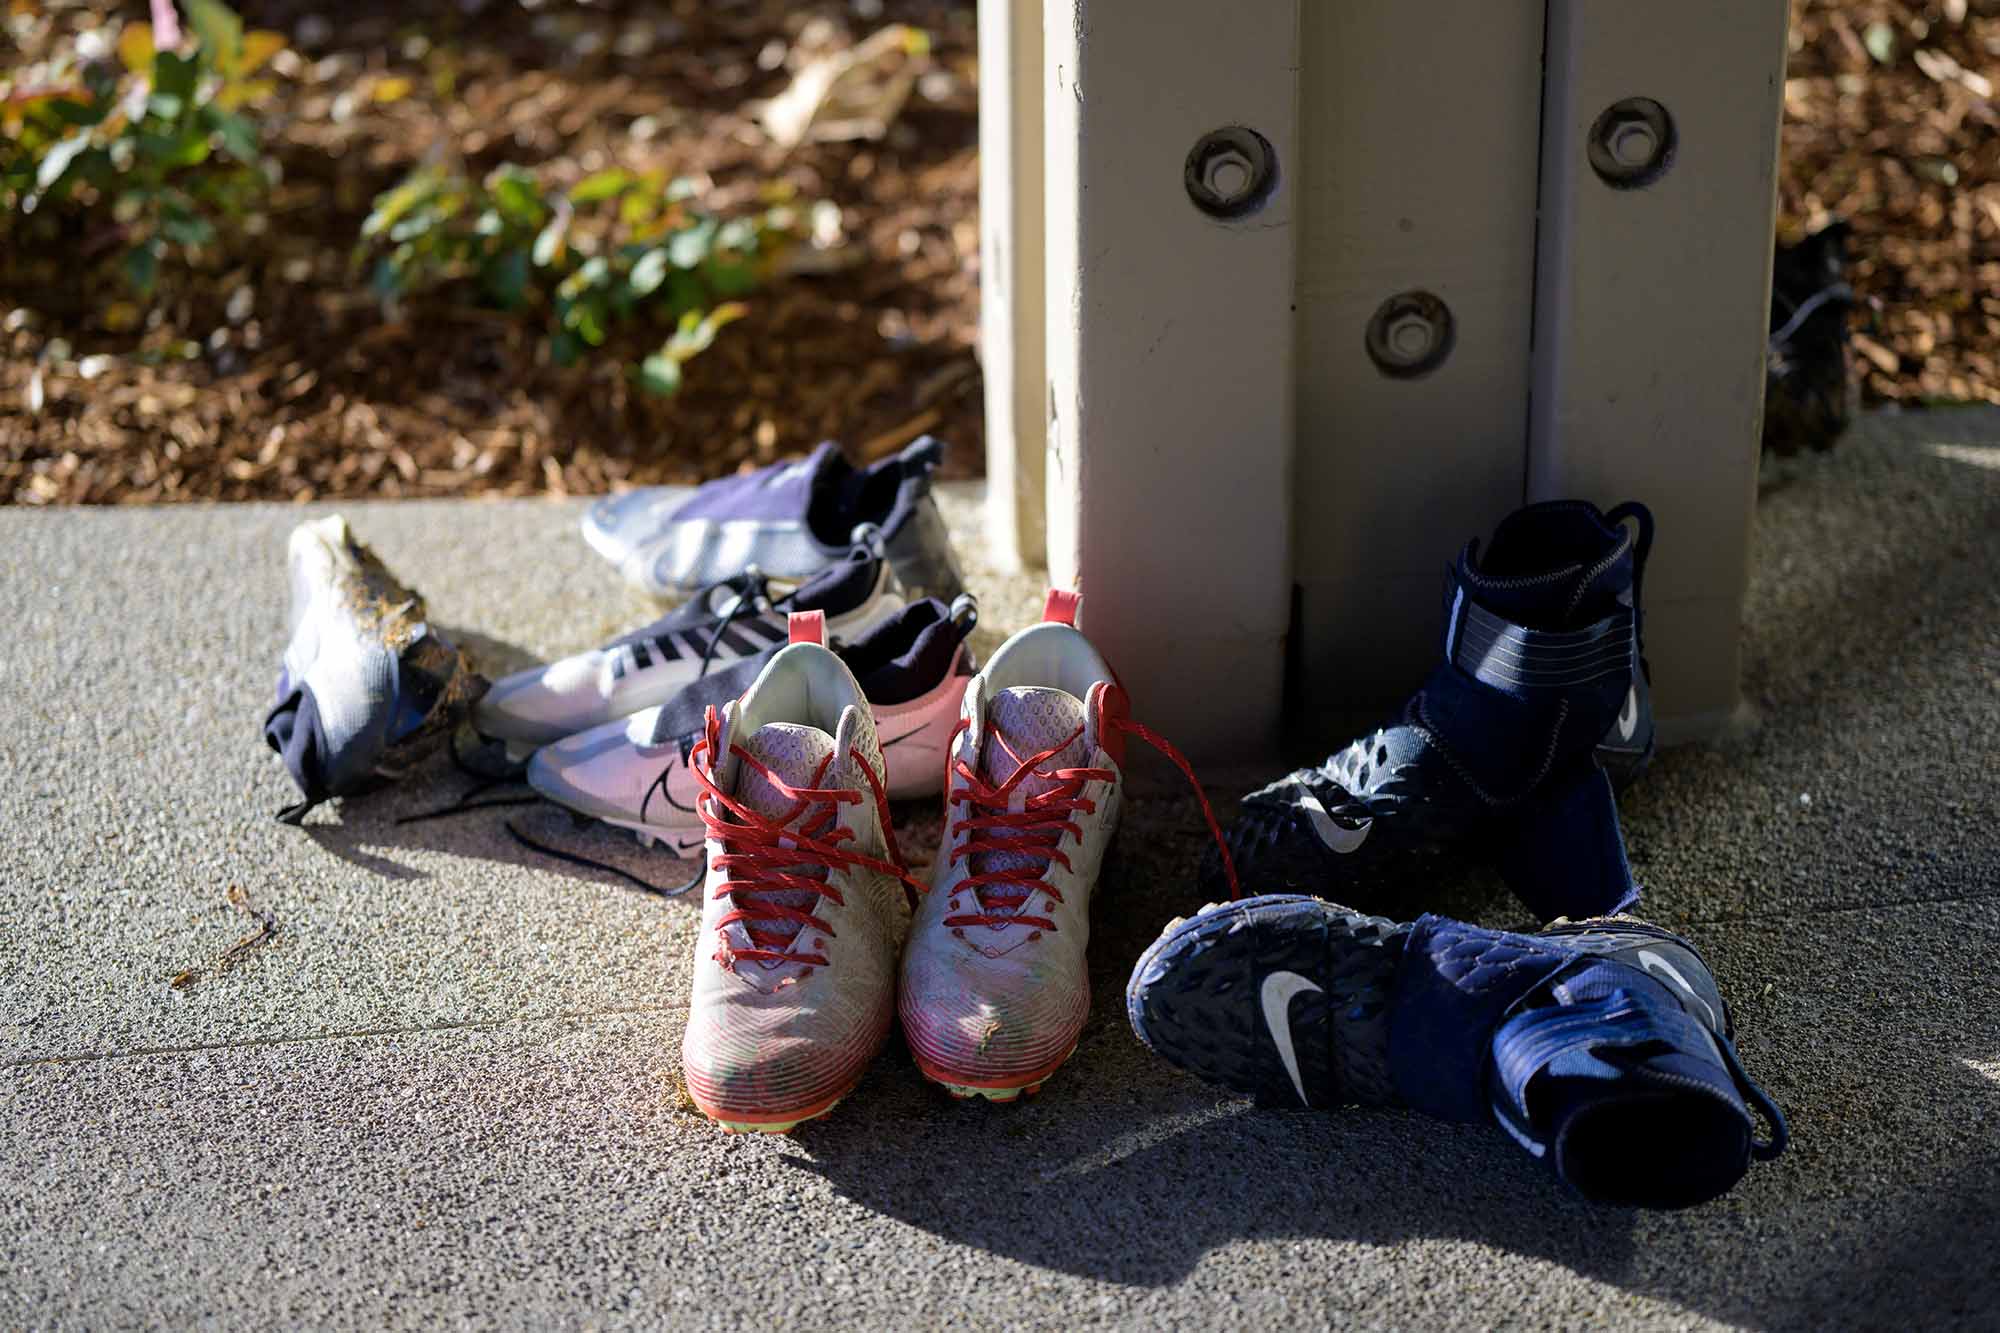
1126,896,1787,1209
1205,499,1656,922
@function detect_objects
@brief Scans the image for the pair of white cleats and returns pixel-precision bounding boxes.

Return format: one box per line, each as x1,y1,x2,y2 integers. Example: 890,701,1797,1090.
680,591,1140,1132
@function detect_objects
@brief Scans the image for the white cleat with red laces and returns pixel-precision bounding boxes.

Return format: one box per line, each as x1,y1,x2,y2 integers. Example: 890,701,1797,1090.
680,611,923,1133
899,590,1238,1102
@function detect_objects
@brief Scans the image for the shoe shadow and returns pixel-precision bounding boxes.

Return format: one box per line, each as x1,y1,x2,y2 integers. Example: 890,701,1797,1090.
788,1051,1638,1289
786,834,1628,1289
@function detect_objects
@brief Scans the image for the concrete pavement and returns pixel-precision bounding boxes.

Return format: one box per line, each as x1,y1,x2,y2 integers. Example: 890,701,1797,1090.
2,414,1996,1329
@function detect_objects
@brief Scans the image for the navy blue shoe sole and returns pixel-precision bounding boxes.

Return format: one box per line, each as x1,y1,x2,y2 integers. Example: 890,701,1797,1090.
1126,895,1411,1111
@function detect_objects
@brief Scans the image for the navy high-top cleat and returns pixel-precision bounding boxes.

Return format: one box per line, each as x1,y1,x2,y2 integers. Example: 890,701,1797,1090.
1126,897,1787,1209
1207,500,1655,922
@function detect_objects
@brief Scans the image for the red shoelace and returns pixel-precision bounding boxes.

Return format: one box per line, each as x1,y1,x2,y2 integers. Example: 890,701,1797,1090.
942,711,1241,933
690,710,927,970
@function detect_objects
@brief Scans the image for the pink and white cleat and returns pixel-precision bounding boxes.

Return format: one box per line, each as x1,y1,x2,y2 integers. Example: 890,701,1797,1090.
898,591,1239,1101
680,611,924,1133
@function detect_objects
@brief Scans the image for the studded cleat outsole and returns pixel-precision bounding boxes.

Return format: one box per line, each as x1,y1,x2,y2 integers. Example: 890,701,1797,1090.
916,1042,1078,1103
1127,896,1411,1109
1126,895,1790,1208
701,1095,846,1136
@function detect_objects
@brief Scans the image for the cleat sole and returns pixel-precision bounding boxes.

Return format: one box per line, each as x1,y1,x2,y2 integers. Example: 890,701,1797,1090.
689,1088,848,1135
918,1043,1078,1103
1126,895,1411,1110
709,1100,840,1135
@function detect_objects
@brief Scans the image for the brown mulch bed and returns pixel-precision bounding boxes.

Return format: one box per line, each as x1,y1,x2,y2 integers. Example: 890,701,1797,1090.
5,1,2000,506
1781,0,2000,406
2,0,982,505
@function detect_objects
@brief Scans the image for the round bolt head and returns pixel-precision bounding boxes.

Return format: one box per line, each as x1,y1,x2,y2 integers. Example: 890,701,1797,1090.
1185,127,1278,220
1205,152,1253,201
1588,97,1675,189
1609,121,1659,168
1365,290,1455,379
1386,313,1435,361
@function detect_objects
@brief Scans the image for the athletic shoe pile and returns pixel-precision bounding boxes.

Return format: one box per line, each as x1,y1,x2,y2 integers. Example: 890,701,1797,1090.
581,435,963,601
1128,500,1789,1209
257,440,1787,1207
679,593,1233,1128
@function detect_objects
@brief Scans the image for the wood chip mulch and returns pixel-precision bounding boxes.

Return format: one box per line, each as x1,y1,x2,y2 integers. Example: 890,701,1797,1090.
1781,0,2000,406
6,0,2000,505
2,0,983,505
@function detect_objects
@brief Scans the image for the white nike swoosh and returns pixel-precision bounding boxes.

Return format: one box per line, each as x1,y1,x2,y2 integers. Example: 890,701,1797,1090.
1260,970,1324,1107
1636,948,1718,1028
1295,784,1371,854
1617,686,1640,742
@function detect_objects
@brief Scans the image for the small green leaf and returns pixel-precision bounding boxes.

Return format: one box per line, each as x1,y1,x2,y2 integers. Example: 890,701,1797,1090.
568,168,631,204
184,0,245,69
567,293,608,345
387,213,436,243
664,272,706,318
122,243,160,298
636,353,682,396
370,256,404,299
628,248,670,296
154,51,199,101
49,97,109,127
557,256,610,300
364,174,438,238
147,92,186,121
664,300,751,361
489,165,548,227
716,217,760,252
482,249,530,310
619,189,659,228
35,133,93,192
209,111,258,161
532,213,570,268
667,219,717,269
704,258,755,297
161,212,217,248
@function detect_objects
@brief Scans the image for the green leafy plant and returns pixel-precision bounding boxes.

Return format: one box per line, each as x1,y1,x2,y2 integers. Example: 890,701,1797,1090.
1,0,285,304
359,163,820,394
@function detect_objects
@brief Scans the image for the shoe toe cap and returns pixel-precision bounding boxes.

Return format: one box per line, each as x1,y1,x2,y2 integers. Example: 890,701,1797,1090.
682,986,890,1119
900,942,1088,1084
474,656,606,746
524,721,667,824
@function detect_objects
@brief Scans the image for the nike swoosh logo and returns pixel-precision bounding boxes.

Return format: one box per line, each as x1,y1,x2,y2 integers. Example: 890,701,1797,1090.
640,755,698,821
879,726,927,750
1617,686,1640,742
1295,783,1371,854
1260,970,1323,1107
1636,948,1718,1028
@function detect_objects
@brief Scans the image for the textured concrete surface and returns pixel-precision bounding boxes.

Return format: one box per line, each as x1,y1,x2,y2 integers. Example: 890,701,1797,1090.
3,418,1997,1330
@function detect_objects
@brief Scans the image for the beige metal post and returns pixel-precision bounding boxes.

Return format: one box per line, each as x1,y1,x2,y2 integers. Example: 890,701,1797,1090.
1040,0,1299,760
1291,0,1549,729
996,1,1790,761
977,0,1046,573
1529,0,1790,740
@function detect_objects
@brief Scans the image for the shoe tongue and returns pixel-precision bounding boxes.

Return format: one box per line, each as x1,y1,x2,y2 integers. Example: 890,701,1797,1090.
970,687,1088,891
735,722,839,821
726,722,841,955
979,687,1088,795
